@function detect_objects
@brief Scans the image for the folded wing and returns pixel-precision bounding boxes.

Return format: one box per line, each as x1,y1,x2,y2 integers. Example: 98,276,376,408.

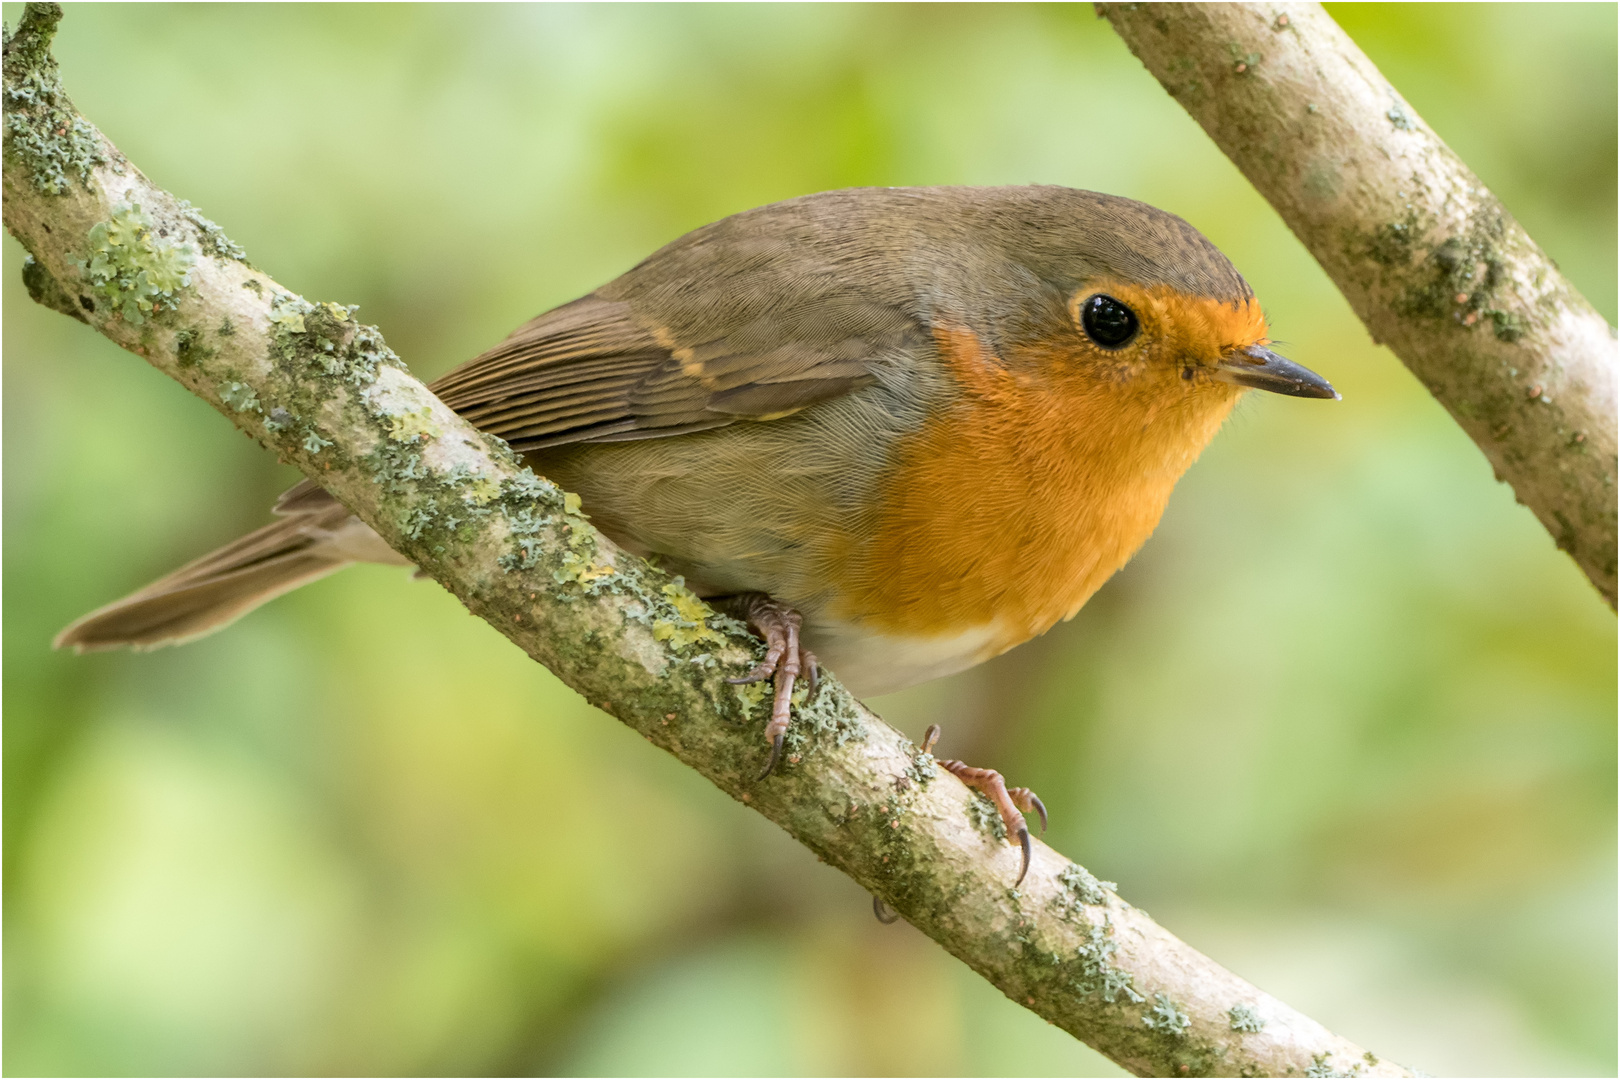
429,292,920,452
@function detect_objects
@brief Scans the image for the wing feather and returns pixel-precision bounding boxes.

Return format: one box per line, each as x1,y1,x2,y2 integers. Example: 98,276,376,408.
427,276,924,453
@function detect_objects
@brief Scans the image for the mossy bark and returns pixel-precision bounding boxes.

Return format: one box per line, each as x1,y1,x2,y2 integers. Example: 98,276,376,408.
1100,1,1618,608
3,5,1415,1076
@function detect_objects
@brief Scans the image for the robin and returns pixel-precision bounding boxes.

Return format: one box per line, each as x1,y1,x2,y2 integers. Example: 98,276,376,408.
56,186,1337,883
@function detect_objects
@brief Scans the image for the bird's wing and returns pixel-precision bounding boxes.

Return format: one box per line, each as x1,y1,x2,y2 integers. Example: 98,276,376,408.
428,289,924,454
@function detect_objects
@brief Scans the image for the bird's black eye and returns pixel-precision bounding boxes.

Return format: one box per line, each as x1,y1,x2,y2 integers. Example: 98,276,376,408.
1080,294,1139,349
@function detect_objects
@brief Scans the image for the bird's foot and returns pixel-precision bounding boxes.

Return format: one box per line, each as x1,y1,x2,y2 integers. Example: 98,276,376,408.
921,723,1047,886
724,593,819,780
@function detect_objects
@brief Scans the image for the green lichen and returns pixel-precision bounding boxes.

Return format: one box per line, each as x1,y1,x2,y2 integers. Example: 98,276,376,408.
219,381,260,414
301,430,332,455
369,438,430,494
353,434,497,560
78,202,195,324
1386,102,1414,130
396,504,442,542
489,476,612,582
905,749,938,786
371,457,527,560
652,578,726,648
1057,863,1114,908
217,316,235,336
176,199,248,262
269,290,313,335
2,6,106,195
503,468,552,503
266,291,399,396
730,676,771,718
1072,917,1143,1004
1227,1003,1265,1033
464,476,501,505
497,502,547,572
1143,992,1191,1038
1,4,59,72
547,492,615,585
346,321,398,381
965,790,1007,840
387,405,440,443
302,302,397,386
791,673,866,749
1306,1052,1358,1077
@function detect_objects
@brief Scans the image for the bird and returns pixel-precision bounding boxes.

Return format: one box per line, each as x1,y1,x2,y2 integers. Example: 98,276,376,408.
55,185,1337,884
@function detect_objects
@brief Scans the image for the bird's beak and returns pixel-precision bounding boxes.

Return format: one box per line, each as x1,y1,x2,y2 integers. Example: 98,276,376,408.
1212,345,1340,400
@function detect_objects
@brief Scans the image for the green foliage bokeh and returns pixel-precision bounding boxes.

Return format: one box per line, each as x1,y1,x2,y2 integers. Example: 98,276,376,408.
4,4,1614,1076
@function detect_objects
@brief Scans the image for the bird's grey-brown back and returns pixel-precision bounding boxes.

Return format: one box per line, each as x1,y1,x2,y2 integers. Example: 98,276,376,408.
602,186,1253,334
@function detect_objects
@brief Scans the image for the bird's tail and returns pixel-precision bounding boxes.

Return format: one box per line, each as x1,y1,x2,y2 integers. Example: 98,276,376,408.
54,482,407,653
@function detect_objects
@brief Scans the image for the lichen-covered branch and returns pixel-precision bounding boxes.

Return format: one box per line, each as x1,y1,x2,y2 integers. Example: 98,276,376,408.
3,6,1412,1076
1100,1,1618,608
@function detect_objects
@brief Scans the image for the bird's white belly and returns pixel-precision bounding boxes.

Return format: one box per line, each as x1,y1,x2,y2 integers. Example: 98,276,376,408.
802,618,1007,698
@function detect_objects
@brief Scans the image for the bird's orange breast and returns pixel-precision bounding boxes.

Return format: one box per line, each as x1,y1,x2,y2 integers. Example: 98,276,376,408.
827,313,1248,653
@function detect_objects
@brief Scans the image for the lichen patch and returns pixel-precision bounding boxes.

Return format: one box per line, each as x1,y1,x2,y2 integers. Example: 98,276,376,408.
78,202,195,324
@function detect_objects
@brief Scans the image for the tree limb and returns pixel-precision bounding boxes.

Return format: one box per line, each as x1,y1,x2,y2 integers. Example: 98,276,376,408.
1100,1,1618,608
3,6,1413,1076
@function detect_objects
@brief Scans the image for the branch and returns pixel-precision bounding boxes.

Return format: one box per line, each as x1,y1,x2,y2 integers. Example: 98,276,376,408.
2,7,1412,1076
1100,1,1618,608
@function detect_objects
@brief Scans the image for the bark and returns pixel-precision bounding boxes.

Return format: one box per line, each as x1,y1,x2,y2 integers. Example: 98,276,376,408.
1100,1,1619,608
3,5,1413,1076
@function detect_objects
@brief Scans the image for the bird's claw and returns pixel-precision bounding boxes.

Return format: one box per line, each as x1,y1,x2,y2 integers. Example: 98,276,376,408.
872,896,900,924
756,731,785,782
727,663,775,686
927,724,1048,886
1012,787,1048,834
920,723,942,756
726,594,817,781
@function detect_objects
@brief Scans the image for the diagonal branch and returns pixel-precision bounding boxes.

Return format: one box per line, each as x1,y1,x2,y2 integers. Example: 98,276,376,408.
3,5,1412,1076
1100,1,1619,608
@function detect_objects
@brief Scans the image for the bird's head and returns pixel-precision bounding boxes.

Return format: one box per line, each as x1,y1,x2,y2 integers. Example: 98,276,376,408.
1057,280,1338,401
962,187,1338,406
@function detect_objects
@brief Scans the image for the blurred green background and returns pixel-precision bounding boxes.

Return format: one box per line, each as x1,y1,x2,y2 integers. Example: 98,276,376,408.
4,3,1614,1076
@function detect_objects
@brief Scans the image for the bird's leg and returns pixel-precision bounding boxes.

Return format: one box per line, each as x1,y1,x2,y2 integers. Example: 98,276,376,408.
723,593,819,781
921,723,1047,886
